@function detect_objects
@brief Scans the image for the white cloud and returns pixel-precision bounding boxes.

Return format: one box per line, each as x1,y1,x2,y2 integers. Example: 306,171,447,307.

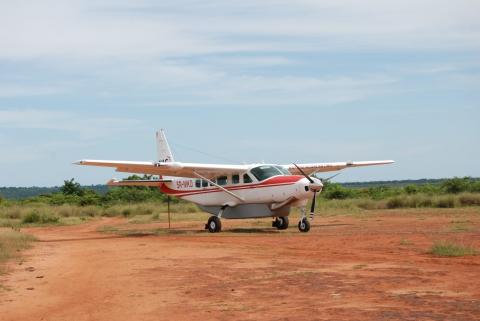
0,84,64,97
0,0,479,61
0,108,142,139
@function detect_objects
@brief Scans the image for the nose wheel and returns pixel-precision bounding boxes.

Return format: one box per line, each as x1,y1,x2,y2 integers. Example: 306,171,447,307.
298,217,310,232
205,216,222,233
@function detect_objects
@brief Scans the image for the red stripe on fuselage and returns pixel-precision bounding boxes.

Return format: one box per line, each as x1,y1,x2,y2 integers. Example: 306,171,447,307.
160,175,304,197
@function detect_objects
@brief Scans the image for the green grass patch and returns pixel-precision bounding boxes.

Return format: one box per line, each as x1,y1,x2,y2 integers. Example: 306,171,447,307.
429,241,478,257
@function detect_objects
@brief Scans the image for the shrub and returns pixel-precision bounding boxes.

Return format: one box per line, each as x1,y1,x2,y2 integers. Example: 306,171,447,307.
323,183,356,200
386,196,406,209
356,199,378,210
22,210,41,223
441,177,470,194
458,193,480,206
435,195,456,208
404,185,418,195
21,210,59,224
122,208,132,217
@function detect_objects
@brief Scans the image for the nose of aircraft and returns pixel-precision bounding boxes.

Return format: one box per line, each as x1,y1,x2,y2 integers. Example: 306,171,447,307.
309,177,323,192
299,177,323,193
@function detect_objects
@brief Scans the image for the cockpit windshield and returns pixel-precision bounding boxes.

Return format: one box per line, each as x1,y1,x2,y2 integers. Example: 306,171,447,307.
250,165,285,181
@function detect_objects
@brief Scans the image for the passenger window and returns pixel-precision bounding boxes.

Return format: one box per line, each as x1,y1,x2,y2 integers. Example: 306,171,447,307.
232,174,240,184
243,173,253,184
195,179,201,188
202,180,208,187
217,176,228,186
209,178,216,186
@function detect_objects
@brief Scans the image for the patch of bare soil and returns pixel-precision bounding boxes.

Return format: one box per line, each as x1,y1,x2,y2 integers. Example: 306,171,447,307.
1,209,479,321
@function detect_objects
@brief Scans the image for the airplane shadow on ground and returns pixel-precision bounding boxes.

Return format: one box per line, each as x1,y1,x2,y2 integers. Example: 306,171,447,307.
37,223,355,242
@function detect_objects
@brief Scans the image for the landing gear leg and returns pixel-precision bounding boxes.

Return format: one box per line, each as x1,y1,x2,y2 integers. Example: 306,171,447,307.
298,207,310,232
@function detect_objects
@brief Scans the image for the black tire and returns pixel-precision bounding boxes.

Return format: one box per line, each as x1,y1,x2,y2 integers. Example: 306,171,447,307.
207,216,222,233
275,216,289,230
298,218,310,232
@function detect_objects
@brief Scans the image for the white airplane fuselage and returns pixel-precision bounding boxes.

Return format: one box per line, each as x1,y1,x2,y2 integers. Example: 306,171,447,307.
161,174,317,208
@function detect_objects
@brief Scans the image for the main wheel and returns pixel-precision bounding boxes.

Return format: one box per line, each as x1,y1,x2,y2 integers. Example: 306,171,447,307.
298,218,310,232
207,216,222,233
274,216,289,230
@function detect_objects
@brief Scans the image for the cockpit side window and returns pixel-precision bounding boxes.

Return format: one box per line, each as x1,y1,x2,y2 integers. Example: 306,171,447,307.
250,165,283,181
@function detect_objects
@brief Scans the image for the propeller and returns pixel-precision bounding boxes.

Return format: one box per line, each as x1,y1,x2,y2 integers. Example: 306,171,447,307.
293,163,323,220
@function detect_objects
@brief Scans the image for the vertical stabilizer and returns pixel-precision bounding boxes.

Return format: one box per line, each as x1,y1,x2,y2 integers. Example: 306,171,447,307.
156,129,174,163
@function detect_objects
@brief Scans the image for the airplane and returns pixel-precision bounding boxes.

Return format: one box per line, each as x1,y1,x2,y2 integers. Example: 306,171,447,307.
75,130,394,233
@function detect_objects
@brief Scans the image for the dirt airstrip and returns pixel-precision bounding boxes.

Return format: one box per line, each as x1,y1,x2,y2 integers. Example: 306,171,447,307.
1,209,479,321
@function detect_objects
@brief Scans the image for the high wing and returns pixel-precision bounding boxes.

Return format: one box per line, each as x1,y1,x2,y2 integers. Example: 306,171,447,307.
286,160,394,175
74,160,249,179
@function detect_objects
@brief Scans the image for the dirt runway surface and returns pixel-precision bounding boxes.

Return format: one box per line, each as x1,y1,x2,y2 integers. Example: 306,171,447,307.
1,209,480,321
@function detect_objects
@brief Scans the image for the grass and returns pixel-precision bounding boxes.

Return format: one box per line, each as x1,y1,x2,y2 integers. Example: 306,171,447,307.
399,238,413,246
450,220,473,232
429,241,478,257
0,192,479,229
0,230,36,274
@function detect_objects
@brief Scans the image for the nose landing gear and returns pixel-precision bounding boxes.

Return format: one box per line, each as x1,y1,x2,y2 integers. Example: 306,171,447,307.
297,207,311,232
298,217,310,232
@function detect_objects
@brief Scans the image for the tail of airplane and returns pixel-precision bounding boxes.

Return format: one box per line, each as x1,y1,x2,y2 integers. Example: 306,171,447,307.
156,129,174,163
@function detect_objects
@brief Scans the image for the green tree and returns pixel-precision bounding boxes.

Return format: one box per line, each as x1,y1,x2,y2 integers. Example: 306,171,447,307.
60,178,84,196
442,177,469,194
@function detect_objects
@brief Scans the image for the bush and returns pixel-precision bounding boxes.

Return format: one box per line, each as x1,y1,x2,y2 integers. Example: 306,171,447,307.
404,185,418,195
323,183,356,200
386,196,406,209
458,193,480,206
442,177,470,194
21,210,59,224
122,208,132,217
435,195,456,208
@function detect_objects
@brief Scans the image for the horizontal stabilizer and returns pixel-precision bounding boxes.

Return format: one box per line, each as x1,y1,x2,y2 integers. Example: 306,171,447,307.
107,178,172,187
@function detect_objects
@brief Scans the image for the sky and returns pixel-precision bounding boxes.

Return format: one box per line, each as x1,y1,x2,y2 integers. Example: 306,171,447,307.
0,0,479,186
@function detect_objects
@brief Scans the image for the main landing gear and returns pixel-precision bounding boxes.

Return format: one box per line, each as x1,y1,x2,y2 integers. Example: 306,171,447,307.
272,216,289,230
206,216,222,233
205,205,227,233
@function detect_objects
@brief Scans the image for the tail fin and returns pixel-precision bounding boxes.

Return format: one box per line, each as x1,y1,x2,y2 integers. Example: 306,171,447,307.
156,129,174,163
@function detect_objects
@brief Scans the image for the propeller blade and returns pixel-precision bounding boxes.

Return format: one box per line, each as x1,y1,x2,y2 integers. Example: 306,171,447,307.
310,191,316,213
293,163,314,183
310,191,317,220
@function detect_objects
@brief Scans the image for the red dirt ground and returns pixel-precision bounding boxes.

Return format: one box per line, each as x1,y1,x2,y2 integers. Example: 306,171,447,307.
1,209,479,321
